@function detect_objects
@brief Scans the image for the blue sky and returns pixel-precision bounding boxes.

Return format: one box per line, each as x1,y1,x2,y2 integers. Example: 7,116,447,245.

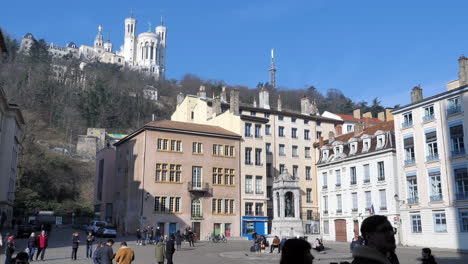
2,0,468,107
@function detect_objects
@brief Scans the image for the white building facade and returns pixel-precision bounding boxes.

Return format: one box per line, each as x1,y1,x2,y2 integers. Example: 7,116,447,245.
316,122,400,243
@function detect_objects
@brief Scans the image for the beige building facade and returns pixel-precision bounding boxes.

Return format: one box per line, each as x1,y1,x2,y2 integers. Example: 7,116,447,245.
113,120,241,239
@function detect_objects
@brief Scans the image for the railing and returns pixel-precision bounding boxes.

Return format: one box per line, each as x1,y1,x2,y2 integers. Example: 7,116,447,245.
335,183,341,188
452,148,466,158
363,179,370,184
351,208,358,212
377,176,385,181
322,185,328,189
255,190,264,194
430,194,443,202
402,120,413,128
350,180,357,185
302,212,320,220
191,214,203,220
426,154,439,162
245,190,254,194
407,197,419,204
456,192,468,200
336,209,342,214
187,182,210,192
405,159,416,166
423,115,435,122
447,105,462,115
323,210,328,215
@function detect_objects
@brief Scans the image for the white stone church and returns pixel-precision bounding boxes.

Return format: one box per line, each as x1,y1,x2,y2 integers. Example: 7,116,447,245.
19,13,167,79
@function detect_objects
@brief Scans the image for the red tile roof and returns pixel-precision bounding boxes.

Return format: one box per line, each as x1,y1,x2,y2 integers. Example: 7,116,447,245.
336,114,385,125
328,120,395,145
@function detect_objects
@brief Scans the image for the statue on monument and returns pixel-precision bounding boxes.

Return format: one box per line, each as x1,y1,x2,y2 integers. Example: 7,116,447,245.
285,192,294,217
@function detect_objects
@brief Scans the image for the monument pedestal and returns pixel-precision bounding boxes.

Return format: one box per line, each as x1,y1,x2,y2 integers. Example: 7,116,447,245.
271,218,304,238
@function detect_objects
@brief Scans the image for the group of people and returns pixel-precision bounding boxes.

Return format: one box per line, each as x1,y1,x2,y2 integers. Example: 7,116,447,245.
2,230,49,263
136,226,194,249
251,233,287,253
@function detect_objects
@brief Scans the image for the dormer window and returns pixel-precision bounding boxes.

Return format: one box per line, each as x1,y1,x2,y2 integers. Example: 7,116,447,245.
377,135,385,149
322,150,329,160
350,143,356,154
363,140,370,152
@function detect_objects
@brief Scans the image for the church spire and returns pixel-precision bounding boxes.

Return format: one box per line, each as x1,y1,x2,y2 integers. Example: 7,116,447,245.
269,48,277,89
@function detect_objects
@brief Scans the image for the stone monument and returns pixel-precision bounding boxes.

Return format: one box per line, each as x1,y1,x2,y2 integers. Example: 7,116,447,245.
271,169,304,237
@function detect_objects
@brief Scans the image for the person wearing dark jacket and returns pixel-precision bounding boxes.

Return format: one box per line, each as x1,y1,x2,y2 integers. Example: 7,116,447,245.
86,232,95,258
27,232,38,261
136,229,142,245
351,215,398,264
5,234,15,264
71,232,80,260
99,239,114,264
165,234,176,264
93,242,104,264
175,230,182,250
421,248,437,264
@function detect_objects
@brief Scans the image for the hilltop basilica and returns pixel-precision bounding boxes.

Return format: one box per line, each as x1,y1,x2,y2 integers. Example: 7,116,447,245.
19,13,167,80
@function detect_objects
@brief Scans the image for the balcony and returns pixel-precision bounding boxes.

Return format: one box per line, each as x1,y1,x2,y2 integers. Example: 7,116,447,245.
404,159,416,166
402,120,413,128
423,114,435,122
447,105,462,115
351,208,358,212
363,179,370,184
430,194,443,202
191,214,203,220
336,209,342,214
456,192,468,200
407,197,419,204
187,182,210,193
452,148,466,158
426,154,439,162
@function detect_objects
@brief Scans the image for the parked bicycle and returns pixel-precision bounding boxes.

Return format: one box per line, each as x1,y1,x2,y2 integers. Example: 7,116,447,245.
210,233,227,243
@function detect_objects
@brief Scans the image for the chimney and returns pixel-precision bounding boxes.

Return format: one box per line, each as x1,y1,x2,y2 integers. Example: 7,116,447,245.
220,86,227,102
354,122,363,136
411,86,423,103
377,111,385,121
385,108,394,121
197,85,206,98
363,111,372,118
277,94,282,111
253,98,257,108
177,92,184,105
301,96,311,115
328,131,335,142
459,56,468,86
310,100,318,115
319,136,324,148
259,88,270,109
230,89,240,115
353,109,361,119
213,97,222,116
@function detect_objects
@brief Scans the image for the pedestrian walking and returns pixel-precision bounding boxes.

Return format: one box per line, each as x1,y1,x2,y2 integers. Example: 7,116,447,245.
280,238,314,264
93,242,104,264
351,215,398,264
136,228,142,245
36,230,48,261
145,226,151,245
98,239,114,264
165,234,176,264
4,234,15,264
71,232,80,260
114,242,135,264
155,226,161,243
175,230,182,250
154,239,165,264
187,229,194,247
86,231,95,258
27,232,37,261
421,248,437,264
149,227,154,244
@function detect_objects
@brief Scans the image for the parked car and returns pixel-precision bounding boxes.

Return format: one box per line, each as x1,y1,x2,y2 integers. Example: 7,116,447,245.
16,224,33,238
95,225,117,238
86,221,108,235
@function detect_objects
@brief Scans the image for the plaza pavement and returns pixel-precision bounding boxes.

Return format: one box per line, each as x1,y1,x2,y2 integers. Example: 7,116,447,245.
1,226,468,264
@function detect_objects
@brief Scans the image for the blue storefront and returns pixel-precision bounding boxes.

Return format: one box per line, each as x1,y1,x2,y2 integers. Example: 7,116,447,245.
242,216,269,240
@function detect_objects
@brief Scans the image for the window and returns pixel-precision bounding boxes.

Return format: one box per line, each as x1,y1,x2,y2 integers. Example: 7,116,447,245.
455,167,468,200
255,203,263,216
255,124,262,138
350,167,357,185
322,172,328,188
279,144,285,156
433,212,447,232
402,112,413,128
154,196,160,211
245,203,253,215
335,169,341,187
323,196,328,213
292,145,298,157
279,164,285,173
306,188,312,203
264,113,270,118
255,176,263,194
293,165,298,178
305,166,311,180
212,167,235,186
306,210,313,220
365,191,372,210
279,115,284,121
245,148,252,165
447,96,462,115
423,105,435,122
347,125,353,132
191,199,202,217
267,163,272,178
305,147,311,158
213,144,235,157
156,163,182,183
352,192,358,211
251,111,256,116
230,200,235,214
407,173,419,204
161,197,167,212
350,143,357,154
157,138,182,152
450,123,465,156
192,142,203,154
267,186,272,199
377,161,385,181
323,220,329,234
255,148,262,166
411,214,422,233
379,189,387,210
291,117,296,123
304,129,310,140
336,194,342,213
460,209,468,232
316,131,322,139
363,164,370,183
266,125,271,135
317,121,321,126
404,136,415,165
363,140,370,152
245,123,252,137
266,143,272,155
304,120,309,124
426,130,438,161
429,170,442,202
245,175,253,194
154,196,181,213
217,199,222,214
291,128,297,138
224,200,229,214
279,126,285,137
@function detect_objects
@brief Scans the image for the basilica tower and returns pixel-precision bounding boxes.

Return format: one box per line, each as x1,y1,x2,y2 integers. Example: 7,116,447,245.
94,25,104,52
124,11,137,63
155,16,167,79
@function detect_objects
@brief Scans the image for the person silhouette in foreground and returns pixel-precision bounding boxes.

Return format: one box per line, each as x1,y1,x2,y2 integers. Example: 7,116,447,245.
421,248,437,264
279,238,314,264
352,215,399,264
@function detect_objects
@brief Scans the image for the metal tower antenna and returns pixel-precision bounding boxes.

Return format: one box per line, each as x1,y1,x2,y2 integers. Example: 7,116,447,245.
269,48,277,89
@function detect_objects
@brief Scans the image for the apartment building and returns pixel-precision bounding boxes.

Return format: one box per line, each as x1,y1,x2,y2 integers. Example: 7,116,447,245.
112,120,241,239
171,87,340,238
316,121,399,243
94,146,116,222
391,57,468,250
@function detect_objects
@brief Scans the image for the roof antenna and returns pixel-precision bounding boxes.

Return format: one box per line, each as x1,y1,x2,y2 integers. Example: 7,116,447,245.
130,8,134,18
